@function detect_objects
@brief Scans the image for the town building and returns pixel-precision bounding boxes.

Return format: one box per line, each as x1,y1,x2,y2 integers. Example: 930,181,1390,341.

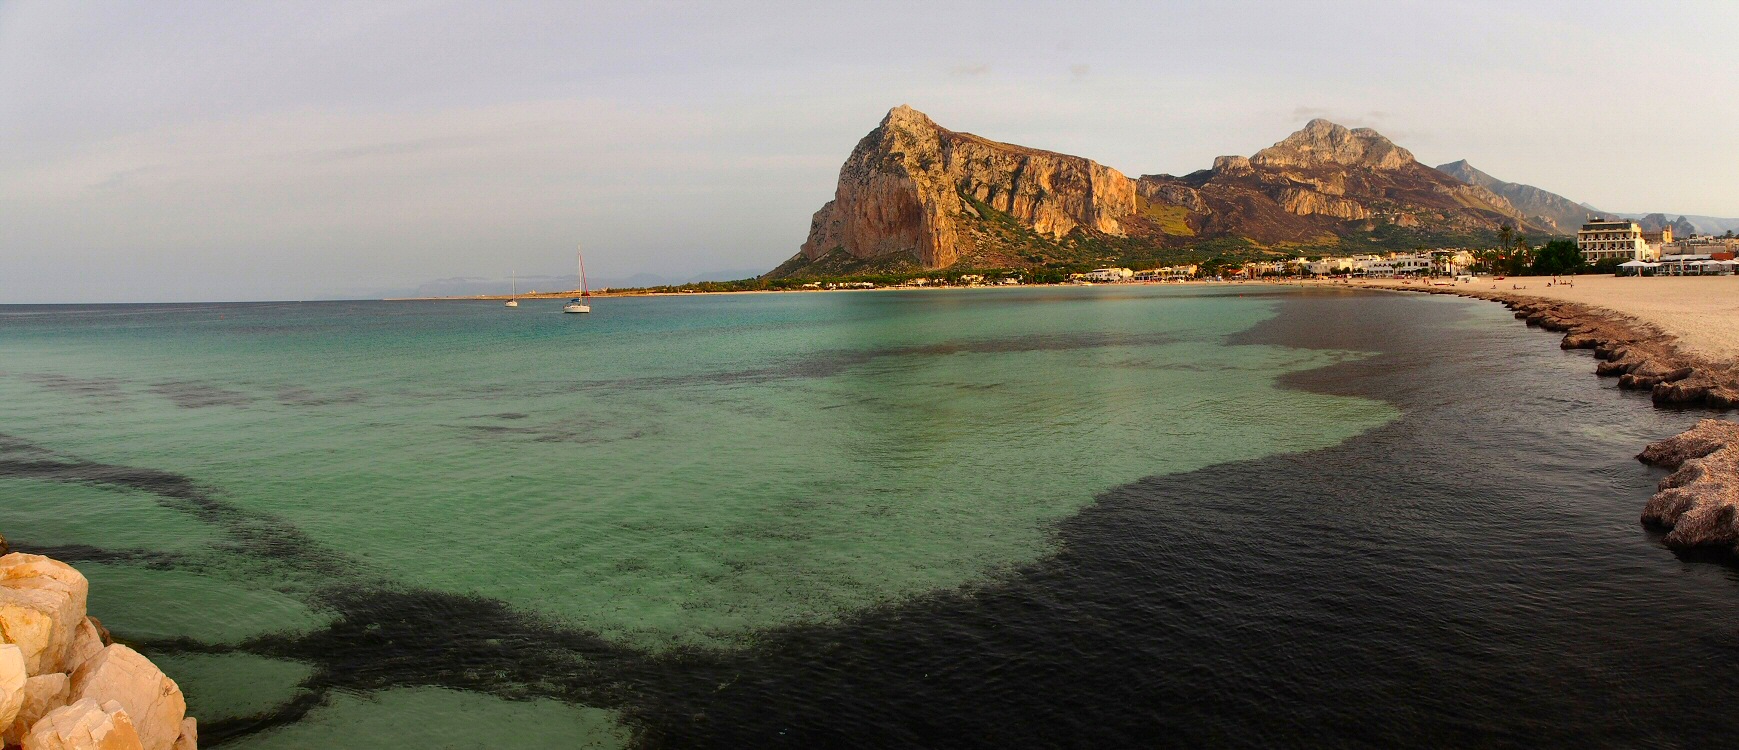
1304,257,1357,275
1578,219,1656,264
1082,267,1134,282
1133,265,1199,281
1354,253,1433,278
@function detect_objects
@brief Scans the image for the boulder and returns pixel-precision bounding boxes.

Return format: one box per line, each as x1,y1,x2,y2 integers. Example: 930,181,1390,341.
64,619,105,675
6,672,71,747
1,643,25,730
170,718,195,750
0,532,9,556
1638,419,1739,467
1595,359,1632,377
1638,420,1739,550
1560,332,1600,350
69,646,184,750
0,554,89,675
22,698,143,750
85,618,113,648
1654,376,1717,406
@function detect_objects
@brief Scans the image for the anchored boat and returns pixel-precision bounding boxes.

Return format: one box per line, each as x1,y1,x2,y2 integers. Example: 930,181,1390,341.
563,246,592,314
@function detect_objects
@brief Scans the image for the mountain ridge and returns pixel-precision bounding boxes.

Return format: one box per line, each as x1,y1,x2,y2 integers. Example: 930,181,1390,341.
774,108,1540,277
1433,159,1594,234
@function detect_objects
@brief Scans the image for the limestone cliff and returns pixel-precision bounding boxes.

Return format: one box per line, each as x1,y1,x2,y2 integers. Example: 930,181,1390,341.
799,105,1136,268
774,109,1541,277
1250,119,1415,171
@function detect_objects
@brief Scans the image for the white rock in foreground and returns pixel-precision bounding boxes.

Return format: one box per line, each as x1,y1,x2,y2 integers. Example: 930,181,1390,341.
63,618,106,676
22,697,143,750
69,646,185,750
6,672,71,747
1,643,26,729
0,554,90,674
170,717,196,750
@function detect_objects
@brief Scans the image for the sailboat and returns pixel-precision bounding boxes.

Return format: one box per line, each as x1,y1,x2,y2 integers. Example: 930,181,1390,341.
563,246,592,314
504,269,519,308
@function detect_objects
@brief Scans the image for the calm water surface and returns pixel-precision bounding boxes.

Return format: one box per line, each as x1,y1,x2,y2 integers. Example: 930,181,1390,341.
1,286,1734,747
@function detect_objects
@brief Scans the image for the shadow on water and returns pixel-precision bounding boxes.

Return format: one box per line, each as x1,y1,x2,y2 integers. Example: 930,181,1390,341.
10,289,1739,748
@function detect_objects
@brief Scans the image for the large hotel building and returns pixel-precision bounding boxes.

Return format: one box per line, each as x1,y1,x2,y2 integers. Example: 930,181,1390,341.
1577,219,1659,264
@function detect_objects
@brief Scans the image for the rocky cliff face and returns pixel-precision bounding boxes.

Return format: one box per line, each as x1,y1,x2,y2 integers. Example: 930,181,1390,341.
1249,119,1414,171
1136,118,1534,247
799,105,1136,268
775,109,1539,276
1435,159,1590,234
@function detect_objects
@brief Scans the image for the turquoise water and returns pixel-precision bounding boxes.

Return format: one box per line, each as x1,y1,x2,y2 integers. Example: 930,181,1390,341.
0,287,1397,744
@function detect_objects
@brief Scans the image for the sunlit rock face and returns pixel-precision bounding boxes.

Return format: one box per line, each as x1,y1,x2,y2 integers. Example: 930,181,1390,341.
800,105,1137,268
1250,118,1414,171
0,554,88,676
782,109,1539,277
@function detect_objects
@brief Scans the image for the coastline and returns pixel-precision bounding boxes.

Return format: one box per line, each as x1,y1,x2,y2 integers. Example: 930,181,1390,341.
1340,275,1739,553
384,278,1261,302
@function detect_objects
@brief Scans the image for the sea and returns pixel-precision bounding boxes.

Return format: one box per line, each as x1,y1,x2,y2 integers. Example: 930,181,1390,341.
2,285,1737,748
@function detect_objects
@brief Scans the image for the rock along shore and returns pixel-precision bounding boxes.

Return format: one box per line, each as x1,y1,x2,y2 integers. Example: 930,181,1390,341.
0,539,198,750
1356,281,1739,553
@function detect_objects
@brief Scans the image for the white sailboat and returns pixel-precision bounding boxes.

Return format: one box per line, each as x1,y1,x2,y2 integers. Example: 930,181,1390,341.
563,246,592,314
504,269,519,308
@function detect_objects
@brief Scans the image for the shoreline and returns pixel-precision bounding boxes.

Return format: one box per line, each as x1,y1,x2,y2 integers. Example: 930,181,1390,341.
383,278,1252,302
1340,277,1739,553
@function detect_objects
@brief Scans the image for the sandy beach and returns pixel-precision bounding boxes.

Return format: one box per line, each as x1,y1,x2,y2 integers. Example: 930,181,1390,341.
1351,275,1739,363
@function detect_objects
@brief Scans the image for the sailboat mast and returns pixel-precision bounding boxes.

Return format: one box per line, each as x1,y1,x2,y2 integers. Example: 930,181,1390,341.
578,244,589,297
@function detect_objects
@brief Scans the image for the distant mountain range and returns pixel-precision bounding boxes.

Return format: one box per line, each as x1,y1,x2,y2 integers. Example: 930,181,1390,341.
1434,160,1739,238
768,106,1737,278
1611,212,1739,236
1432,160,1591,234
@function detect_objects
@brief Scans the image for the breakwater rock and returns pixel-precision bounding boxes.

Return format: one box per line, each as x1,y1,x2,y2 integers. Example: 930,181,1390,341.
1353,281,1739,557
1378,285,1739,409
1638,419,1739,551
1499,298,1739,407
0,552,197,750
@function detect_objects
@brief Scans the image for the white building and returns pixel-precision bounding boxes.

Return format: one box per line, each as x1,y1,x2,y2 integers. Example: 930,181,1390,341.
1082,267,1134,282
1305,257,1358,275
1134,265,1199,281
1578,219,1656,264
1355,253,1433,278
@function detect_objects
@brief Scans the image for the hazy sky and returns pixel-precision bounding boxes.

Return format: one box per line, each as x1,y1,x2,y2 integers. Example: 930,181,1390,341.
4,1,1737,302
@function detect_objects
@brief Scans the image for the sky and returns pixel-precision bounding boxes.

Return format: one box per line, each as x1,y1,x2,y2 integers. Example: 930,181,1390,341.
4,0,1737,302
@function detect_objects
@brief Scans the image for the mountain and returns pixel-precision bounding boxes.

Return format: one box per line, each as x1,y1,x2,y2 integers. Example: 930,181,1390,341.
1434,160,1591,234
1437,165,1739,237
1632,213,1697,237
773,107,1534,277
1613,213,1739,236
